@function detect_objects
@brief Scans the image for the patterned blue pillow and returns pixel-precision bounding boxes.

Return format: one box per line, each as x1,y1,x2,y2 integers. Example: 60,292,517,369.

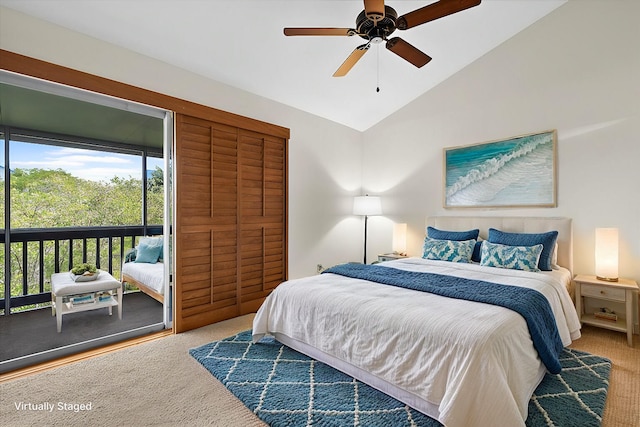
422,238,476,263
427,227,482,262
480,241,543,272
487,228,558,271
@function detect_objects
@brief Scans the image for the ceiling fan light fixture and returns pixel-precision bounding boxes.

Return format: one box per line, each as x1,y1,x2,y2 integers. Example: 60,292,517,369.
283,0,483,77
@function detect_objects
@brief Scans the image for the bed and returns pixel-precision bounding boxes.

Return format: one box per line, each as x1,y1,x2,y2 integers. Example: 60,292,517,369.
252,216,581,427
122,261,165,303
121,236,165,303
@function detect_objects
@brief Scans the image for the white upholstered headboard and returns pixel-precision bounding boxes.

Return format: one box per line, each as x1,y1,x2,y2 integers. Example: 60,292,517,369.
426,216,573,274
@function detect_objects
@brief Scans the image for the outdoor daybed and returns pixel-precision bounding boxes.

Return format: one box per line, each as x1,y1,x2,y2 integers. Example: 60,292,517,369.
121,236,165,303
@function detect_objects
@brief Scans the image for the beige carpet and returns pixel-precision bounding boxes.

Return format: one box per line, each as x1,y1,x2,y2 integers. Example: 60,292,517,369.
1,315,638,427
1,315,265,427
568,325,640,427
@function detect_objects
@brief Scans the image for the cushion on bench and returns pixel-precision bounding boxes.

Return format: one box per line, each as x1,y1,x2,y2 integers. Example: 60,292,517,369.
51,271,120,296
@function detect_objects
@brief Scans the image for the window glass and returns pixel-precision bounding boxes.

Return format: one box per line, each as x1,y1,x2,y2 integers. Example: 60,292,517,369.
146,156,164,225
9,139,143,228
0,131,4,228
0,131,4,307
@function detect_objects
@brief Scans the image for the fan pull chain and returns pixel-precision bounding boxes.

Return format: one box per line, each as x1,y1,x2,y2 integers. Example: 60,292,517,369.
376,44,380,93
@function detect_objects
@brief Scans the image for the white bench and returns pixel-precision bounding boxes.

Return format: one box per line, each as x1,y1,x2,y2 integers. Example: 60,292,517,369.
51,271,123,332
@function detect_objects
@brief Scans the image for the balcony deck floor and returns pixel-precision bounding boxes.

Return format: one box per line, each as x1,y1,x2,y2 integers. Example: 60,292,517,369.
0,291,164,372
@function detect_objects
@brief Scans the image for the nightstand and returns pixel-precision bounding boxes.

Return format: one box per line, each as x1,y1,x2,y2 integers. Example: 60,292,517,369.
574,274,638,346
377,253,408,262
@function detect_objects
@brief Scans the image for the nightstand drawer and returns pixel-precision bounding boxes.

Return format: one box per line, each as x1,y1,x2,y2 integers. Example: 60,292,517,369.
580,284,626,302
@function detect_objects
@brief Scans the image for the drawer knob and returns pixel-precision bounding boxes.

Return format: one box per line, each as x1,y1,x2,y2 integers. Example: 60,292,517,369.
600,290,605,294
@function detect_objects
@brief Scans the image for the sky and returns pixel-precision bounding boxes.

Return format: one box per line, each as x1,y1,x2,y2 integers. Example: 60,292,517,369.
1,140,164,182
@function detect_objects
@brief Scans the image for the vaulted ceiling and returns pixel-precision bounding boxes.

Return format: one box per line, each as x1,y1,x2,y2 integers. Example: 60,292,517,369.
0,0,567,131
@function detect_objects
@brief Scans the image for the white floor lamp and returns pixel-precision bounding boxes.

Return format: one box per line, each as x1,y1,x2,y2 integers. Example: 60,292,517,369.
353,194,382,264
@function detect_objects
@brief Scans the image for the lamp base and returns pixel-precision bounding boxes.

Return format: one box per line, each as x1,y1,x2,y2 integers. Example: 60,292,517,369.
596,275,618,282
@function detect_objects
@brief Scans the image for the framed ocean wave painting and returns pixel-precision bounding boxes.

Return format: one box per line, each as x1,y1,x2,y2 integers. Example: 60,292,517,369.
444,130,557,208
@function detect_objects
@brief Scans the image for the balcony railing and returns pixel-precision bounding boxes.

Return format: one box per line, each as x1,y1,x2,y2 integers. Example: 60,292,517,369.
0,225,163,313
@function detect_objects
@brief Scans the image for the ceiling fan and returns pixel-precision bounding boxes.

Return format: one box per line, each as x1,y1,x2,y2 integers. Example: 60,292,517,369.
284,0,482,77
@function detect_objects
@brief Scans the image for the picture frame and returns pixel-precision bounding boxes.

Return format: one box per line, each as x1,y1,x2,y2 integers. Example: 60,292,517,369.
443,130,557,208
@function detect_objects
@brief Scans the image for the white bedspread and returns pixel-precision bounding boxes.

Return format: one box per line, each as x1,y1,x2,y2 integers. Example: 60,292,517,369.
122,261,165,295
252,258,581,427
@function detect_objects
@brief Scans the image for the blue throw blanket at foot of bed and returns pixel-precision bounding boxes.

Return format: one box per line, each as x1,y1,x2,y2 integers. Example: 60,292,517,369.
323,263,564,374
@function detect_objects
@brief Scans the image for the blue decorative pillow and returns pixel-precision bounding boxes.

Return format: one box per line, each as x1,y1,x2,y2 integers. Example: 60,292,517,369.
124,248,137,263
422,238,476,263
487,229,558,271
427,227,481,262
480,241,543,272
135,237,163,264
472,241,483,263
427,226,479,241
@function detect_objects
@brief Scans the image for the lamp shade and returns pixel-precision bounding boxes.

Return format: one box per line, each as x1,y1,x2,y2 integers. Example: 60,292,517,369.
595,228,618,281
353,195,382,216
392,223,407,255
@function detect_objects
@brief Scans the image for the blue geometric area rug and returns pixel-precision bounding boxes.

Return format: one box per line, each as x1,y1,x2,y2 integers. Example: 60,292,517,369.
190,331,611,427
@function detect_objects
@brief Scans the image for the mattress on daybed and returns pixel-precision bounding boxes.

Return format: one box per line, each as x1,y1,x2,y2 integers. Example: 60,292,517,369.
122,261,164,295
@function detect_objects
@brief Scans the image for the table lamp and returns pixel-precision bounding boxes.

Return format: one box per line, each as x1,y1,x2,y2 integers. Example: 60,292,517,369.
595,227,618,282
392,223,407,256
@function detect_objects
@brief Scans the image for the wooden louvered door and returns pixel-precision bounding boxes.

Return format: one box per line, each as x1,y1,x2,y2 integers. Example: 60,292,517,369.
175,115,239,332
238,130,287,314
175,114,287,332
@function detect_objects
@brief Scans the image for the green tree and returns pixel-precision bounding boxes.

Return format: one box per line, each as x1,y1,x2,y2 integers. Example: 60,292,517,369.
10,168,143,228
148,166,163,193
147,166,164,224
6,168,163,306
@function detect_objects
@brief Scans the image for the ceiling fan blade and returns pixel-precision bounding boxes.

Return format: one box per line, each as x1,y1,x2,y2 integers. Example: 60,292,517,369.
397,0,482,30
284,28,356,36
333,44,370,77
364,0,386,21
386,37,432,68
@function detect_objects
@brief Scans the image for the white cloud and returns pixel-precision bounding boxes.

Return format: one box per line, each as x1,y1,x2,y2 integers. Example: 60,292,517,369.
11,145,141,182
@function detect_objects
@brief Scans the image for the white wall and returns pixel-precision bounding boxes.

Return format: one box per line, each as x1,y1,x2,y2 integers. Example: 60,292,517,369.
2,1,638,312
362,1,639,325
0,6,364,279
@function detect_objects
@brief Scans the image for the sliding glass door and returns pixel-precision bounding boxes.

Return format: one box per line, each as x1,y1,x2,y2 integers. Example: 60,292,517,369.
0,71,173,372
